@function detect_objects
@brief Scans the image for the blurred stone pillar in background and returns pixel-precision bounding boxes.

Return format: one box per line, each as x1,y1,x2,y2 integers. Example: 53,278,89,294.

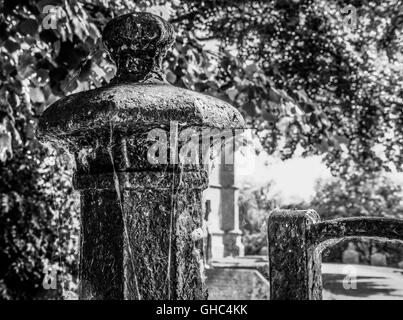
38,12,244,299
219,142,244,257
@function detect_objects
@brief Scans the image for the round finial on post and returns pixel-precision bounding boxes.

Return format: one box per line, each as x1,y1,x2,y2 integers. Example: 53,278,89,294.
102,12,175,83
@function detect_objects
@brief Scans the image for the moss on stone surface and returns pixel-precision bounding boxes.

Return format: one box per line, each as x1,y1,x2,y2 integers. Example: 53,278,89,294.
38,12,244,300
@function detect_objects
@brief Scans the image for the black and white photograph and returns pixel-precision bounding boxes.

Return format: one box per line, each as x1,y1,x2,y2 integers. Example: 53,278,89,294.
1,0,403,311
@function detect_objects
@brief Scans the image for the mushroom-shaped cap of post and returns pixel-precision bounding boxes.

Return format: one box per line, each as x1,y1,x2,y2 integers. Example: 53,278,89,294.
38,12,244,140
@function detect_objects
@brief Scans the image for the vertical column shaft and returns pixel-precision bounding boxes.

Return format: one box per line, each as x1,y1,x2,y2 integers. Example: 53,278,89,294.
267,209,322,300
75,170,208,300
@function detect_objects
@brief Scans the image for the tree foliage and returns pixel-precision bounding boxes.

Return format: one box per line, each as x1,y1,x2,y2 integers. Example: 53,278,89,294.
311,169,403,265
312,170,403,220
178,0,403,169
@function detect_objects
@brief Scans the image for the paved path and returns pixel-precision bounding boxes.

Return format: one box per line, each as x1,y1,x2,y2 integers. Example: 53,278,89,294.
323,263,403,300
209,257,403,300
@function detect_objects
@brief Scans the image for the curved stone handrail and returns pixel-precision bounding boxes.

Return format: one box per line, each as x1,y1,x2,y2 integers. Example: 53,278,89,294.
267,210,403,300
310,216,403,248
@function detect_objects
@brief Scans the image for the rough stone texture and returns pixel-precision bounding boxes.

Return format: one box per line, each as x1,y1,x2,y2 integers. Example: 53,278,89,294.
77,170,208,300
38,83,244,140
267,211,403,300
79,189,124,299
37,12,244,300
310,217,403,247
267,209,322,300
102,12,175,83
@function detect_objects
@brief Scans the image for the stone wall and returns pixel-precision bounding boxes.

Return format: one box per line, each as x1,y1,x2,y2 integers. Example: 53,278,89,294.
206,268,270,300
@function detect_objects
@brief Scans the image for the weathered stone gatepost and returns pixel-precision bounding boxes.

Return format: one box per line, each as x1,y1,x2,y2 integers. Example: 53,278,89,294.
268,210,403,300
38,12,244,299
267,209,322,300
